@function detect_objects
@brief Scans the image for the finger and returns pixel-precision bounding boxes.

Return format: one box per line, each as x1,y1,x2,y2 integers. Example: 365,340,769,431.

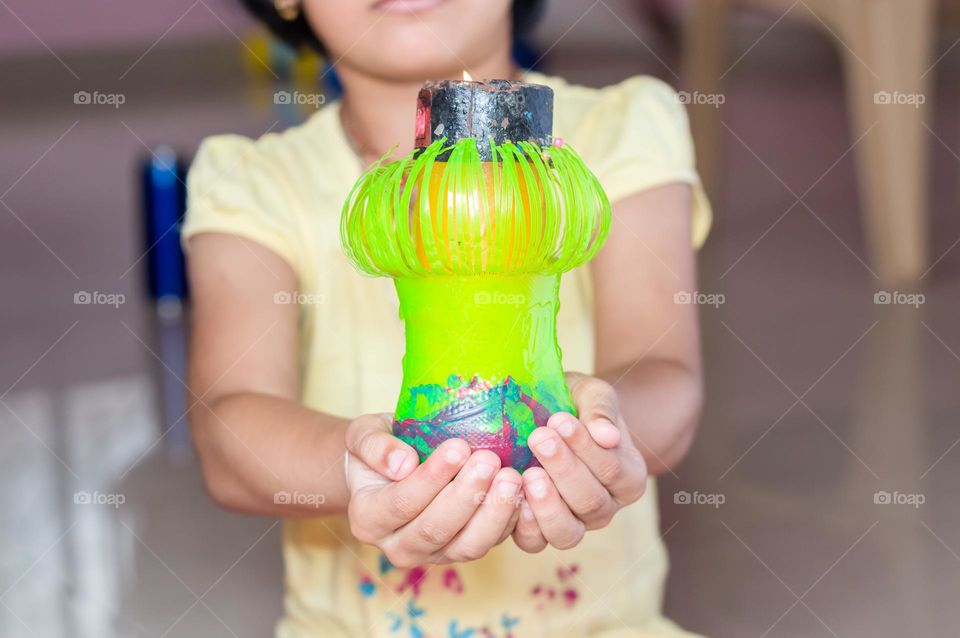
528,425,615,529
512,499,547,553
521,467,585,550
547,412,632,492
548,412,611,470
549,411,646,509
389,450,501,564
498,498,523,545
345,413,419,480
360,438,470,537
443,468,522,562
565,374,621,449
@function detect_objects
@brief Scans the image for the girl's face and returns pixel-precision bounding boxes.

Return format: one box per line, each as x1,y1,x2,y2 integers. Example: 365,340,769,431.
302,0,514,81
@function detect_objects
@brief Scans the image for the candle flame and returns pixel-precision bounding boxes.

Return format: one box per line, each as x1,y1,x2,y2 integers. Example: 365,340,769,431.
462,70,473,81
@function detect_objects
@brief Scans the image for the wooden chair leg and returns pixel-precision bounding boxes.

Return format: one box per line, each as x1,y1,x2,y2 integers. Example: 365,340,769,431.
681,0,731,204
836,0,935,284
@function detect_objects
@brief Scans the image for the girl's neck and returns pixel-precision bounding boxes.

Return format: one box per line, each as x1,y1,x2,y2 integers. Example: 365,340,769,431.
338,53,521,165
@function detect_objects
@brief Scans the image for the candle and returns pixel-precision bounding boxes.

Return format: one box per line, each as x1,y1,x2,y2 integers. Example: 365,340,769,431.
341,77,610,471
414,78,554,159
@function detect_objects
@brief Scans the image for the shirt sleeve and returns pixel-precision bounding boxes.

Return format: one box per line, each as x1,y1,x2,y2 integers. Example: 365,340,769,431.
573,76,712,249
182,134,305,273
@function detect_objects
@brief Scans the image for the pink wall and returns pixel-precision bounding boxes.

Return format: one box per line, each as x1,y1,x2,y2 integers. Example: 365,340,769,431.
0,0,252,56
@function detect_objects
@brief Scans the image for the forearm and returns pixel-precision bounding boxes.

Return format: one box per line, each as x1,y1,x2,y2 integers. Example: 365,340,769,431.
189,392,350,517
598,358,703,475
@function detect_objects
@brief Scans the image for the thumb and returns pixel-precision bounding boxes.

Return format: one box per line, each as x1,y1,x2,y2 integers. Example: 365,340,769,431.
345,413,419,481
565,372,622,449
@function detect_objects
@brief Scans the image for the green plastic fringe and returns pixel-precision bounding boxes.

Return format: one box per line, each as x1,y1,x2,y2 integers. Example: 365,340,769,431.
341,138,611,277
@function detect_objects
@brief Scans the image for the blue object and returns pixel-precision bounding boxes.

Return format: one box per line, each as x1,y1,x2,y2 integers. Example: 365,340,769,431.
513,38,543,71
322,60,343,99
142,147,188,302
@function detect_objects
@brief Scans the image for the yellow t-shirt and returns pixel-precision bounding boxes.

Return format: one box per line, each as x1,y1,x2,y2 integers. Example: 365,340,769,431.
183,72,711,638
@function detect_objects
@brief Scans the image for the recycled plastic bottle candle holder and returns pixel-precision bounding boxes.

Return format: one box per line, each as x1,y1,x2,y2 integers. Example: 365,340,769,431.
340,79,611,471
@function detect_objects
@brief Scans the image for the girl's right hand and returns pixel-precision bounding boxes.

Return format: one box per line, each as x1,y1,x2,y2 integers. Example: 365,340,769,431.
344,414,522,568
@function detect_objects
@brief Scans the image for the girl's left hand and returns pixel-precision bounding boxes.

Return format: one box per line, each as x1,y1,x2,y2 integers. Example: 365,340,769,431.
512,372,648,553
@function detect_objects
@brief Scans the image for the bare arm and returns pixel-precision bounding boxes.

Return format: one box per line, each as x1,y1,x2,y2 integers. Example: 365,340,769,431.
187,234,521,565
591,183,703,475
186,233,352,516
513,182,703,552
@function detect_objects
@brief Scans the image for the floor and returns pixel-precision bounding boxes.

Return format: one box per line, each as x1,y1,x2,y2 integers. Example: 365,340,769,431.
2,12,960,638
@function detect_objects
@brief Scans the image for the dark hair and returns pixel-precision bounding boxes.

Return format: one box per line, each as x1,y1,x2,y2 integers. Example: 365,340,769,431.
239,0,546,55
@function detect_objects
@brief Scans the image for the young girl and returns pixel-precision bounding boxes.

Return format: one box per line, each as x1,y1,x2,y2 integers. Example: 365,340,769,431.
183,0,711,636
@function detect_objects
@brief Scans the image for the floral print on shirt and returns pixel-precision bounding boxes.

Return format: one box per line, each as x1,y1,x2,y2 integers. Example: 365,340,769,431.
357,554,582,638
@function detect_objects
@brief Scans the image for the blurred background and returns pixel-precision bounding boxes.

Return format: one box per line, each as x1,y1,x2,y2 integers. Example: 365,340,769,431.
2,0,959,636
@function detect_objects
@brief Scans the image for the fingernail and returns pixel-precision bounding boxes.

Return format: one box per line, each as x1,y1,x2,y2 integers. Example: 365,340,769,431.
498,478,520,497
398,455,417,477
591,419,621,445
520,501,535,520
473,460,496,480
557,415,576,437
534,436,557,457
388,450,407,477
527,479,548,499
444,446,466,464
595,417,616,431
